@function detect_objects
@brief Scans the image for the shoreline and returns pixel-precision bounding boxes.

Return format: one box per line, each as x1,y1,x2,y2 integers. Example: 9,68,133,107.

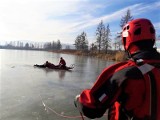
0,48,126,61
49,49,126,62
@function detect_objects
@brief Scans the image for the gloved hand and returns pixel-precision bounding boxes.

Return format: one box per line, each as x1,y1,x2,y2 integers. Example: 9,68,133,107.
74,94,80,108
74,94,85,119
74,94,84,114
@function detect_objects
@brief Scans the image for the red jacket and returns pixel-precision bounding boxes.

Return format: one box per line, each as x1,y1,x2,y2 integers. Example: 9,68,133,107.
59,59,66,66
77,50,160,120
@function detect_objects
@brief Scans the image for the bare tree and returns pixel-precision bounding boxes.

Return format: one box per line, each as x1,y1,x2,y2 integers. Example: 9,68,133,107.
90,42,97,52
65,45,70,49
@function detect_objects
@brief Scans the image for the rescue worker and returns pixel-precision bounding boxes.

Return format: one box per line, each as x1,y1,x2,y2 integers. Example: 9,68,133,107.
59,57,66,68
74,18,160,120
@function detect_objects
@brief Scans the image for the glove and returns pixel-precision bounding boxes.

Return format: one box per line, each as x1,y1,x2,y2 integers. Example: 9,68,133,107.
75,94,80,100
74,94,84,115
74,94,80,108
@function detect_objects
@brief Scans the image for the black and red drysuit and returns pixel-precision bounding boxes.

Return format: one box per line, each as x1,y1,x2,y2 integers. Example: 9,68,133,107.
76,49,160,120
59,58,66,68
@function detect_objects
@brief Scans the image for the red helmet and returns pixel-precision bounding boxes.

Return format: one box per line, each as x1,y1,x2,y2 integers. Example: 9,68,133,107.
122,18,155,51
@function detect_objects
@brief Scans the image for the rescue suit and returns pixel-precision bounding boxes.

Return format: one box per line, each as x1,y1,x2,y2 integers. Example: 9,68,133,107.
76,49,160,120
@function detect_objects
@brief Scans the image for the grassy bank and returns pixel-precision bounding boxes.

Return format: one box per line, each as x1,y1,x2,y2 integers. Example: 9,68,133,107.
50,49,126,62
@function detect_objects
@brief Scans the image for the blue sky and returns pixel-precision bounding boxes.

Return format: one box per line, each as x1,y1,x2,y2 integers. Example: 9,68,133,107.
0,0,159,46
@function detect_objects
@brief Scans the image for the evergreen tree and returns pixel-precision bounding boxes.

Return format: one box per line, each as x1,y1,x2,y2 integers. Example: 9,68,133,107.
74,35,81,50
80,32,88,50
120,9,134,29
115,9,134,50
44,42,52,50
96,20,105,53
102,24,112,53
25,43,29,49
52,41,56,50
74,32,88,50
56,39,62,50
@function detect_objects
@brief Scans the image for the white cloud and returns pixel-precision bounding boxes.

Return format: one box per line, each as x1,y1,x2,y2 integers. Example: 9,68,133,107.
154,22,160,35
73,1,160,31
0,0,82,42
69,4,142,33
0,0,106,43
0,0,159,44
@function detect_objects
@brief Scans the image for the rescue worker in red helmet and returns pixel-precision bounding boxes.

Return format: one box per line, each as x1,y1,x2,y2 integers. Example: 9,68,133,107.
74,18,160,120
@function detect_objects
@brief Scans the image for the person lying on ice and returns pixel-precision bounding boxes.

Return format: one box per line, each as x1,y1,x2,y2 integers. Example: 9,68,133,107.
34,61,55,68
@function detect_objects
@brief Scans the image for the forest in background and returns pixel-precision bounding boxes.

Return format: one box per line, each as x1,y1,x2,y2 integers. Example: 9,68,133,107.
1,10,159,61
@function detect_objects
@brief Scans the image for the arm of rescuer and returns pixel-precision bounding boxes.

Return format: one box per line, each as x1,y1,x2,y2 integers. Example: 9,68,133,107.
74,62,128,119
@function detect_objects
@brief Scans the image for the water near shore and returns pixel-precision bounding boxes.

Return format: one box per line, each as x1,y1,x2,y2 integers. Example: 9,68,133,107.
0,49,115,120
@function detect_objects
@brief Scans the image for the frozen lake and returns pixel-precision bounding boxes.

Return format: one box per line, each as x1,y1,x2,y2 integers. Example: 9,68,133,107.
0,49,115,120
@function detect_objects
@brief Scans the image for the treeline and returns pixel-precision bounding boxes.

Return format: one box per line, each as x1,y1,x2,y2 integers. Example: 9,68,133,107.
0,41,43,50
73,9,133,54
1,9,159,54
1,9,134,54
0,40,64,51
73,9,159,54
43,40,62,50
